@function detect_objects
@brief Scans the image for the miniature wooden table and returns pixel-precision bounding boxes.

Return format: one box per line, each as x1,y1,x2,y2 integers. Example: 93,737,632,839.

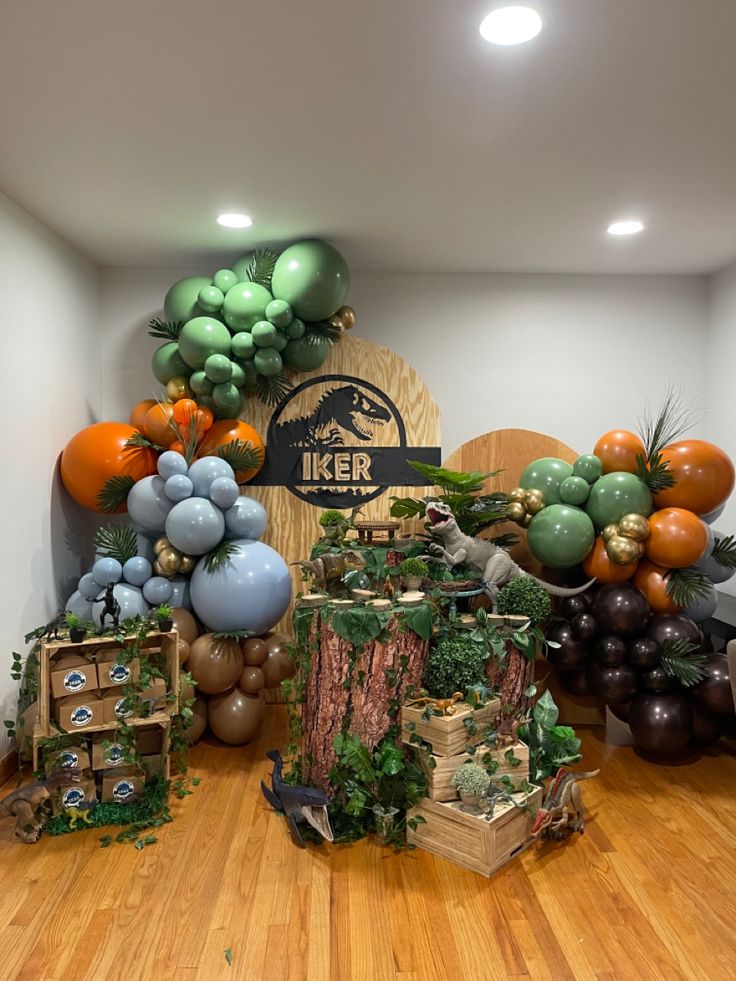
354,520,400,545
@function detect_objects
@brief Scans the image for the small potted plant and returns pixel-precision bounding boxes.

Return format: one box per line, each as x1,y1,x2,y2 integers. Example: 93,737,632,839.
452,761,491,813
65,612,88,644
399,557,428,592
319,509,347,544
155,604,173,632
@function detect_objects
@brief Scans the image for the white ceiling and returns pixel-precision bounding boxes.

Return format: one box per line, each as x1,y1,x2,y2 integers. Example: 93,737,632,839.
1,0,736,274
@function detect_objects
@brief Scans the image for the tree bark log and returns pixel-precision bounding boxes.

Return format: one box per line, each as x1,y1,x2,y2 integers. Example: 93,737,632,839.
487,641,535,722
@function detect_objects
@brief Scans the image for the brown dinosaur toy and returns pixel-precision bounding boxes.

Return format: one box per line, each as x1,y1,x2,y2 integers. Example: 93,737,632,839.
530,767,600,841
1,768,82,843
490,717,527,750
406,692,465,716
291,549,366,591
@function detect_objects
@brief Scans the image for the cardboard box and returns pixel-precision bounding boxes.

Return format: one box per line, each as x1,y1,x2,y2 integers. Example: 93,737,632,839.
96,651,140,690
45,743,91,777
139,677,168,713
141,754,162,778
101,767,144,804
91,733,130,769
50,655,98,699
55,692,103,731
137,727,164,756
51,776,98,816
101,690,137,724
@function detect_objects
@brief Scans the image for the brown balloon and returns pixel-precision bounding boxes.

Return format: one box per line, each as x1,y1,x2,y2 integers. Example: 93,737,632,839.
187,696,208,744
178,637,191,664
242,637,268,666
208,689,265,745
263,638,295,688
171,607,199,645
240,665,266,693
691,654,734,717
188,634,244,694
628,693,693,755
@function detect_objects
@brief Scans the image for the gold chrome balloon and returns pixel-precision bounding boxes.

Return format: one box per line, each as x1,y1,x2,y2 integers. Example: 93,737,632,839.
506,502,526,524
606,535,640,566
522,512,534,528
166,376,192,402
602,523,620,543
337,305,356,329
508,487,526,503
179,555,195,574
157,547,181,576
618,513,650,542
154,537,169,556
153,560,165,577
523,488,546,514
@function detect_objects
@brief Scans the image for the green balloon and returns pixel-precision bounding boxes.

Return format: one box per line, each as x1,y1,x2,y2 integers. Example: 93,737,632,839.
178,317,231,369
152,342,190,384
265,298,292,328
573,454,603,484
229,362,246,388
190,370,213,396
231,332,255,360
527,505,595,569
252,321,277,348
559,476,590,506
232,252,254,282
213,269,238,294
204,353,233,383
197,285,224,313
163,276,212,323
283,334,329,372
212,381,241,412
223,282,273,332
519,458,574,505
240,359,259,390
254,347,283,378
284,317,305,339
271,240,350,322
586,472,653,530
198,394,217,413
271,329,288,353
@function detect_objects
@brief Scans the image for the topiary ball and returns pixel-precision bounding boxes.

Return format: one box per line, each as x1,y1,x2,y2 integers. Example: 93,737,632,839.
421,636,488,699
497,577,551,624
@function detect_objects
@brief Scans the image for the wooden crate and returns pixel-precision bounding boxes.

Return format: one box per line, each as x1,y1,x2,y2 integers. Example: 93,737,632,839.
407,785,542,878
417,741,531,802
401,699,500,757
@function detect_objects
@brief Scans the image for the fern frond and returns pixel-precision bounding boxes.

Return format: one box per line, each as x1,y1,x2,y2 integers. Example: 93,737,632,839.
148,318,183,341
664,567,712,607
245,248,279,290
203,541,238,573
637,385,700,459
256,372,293,407
215,438,264,477
93,525,139,564
659,638,707,687
97,476,135,513
635,450,676,493
712,534,736,569
125,431,159,451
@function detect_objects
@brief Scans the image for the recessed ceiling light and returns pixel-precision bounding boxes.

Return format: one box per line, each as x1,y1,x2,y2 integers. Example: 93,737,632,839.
217,213,253,228
479,6,543,46
607,220,645,236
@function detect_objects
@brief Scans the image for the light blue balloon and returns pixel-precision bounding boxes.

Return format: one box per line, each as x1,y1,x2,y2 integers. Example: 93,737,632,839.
142,576,174,605
136,532,157,564
157,450,189,480
168,576,191,609
694,530,735,584
91,557,123,587
209,476,240,510
122,556,153,587
187,456,235,497
65,590,93,620
190,539,291,633
165,473,194,502
78,573,101,601
127,475,175,534
91,583,149,627
702,503,727,525
224,496,268,541
682,581,719,623
165,497,225,555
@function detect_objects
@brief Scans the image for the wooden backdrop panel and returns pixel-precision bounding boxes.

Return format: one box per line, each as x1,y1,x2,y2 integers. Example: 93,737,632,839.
243,334,441,633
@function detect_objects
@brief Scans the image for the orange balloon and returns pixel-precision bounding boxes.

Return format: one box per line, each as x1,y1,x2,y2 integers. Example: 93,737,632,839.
653,439,735,516
197,407,214,432
633,559,681,614
645,507,708,568
582,537,638,583
170,440,186,455
173,398,198,426
593,430,646,475
60,422,157,513
129,398,157,432
142,402,178,447
197,419,265,482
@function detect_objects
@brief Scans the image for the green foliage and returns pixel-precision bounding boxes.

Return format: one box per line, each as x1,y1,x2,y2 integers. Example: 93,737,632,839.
215,439,264,477
148,317,183,341
399,557,428,578
659,638,707,686
398,603,434,641
46,775,172,843
712,534,736,569
93,524,140,564
97,475,135,513
451,762,491,796
664,566,712,607
330,606,391,646
422,635,488,699
125,431,159,451
636,450,675,493
203,541,238,573
638,385,699,460
519,690,582,782
155,604,172,620
256,372,294,407
244,247,279,290
497,577,551,624
319,509,345,527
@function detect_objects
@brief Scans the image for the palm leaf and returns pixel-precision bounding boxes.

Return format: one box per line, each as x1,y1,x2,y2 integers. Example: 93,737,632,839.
215,439,264,477
637,385,700,459
407,462,502,494
126,431,160,451
203,541,238,573
148,317,183,341
93,525,139,564
712,534,736,569
658,638,707,687
664,566,712,607
635,450,676,493
307,321,342,345
97,476,135,513
256,372,293,407
245,248,279,290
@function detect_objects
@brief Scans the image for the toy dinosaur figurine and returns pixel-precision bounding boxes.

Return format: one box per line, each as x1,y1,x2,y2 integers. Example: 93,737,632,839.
93,583,121,630
489,716,526,750
530,768,600,841
424,501,595,610
261,750,334,848
291,549,366,591
1,768,82,843
64,801,96,830
406,692,465,716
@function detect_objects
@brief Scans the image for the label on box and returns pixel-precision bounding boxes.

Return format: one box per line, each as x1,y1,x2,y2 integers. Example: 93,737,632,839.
70,704,95,727
112,778,137,803
106,663,132,686
61,785,89,809
63,669,88,694
104,744,126,767
57,749,81,768
115,697,134,719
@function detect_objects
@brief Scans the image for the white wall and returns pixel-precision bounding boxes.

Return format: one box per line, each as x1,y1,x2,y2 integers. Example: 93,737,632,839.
706,262,736,597
0,193,100,757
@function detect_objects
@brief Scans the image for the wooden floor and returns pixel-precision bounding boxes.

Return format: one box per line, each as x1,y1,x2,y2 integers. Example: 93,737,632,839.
1,709,735,981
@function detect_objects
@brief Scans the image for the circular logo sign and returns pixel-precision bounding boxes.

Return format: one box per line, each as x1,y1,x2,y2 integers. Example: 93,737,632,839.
112,780,135,802
57,750,79,769
114,698,133,719
70,705,93,727
109,663,130,685
64,669,87,693
62,787,86,808
104,744,125,766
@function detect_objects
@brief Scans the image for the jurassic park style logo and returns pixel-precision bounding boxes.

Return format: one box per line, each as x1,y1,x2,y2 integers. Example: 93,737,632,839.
249,374,441,507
